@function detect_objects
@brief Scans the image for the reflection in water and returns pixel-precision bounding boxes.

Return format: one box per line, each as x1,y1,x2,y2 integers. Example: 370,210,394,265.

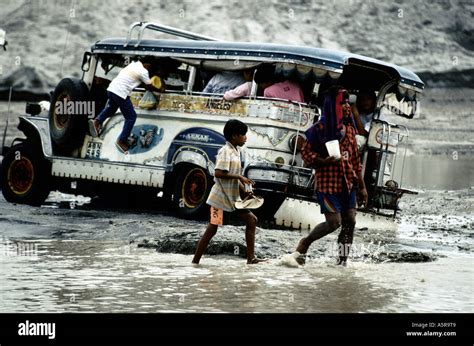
393,155,474,190
1,240,472,313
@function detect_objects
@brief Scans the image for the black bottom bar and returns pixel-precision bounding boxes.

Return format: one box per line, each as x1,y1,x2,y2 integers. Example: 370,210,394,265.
0,313,472,345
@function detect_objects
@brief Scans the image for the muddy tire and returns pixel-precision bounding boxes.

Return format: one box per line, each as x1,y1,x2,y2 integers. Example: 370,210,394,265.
174,165,211,220
1,143,51,206
49,77,90,155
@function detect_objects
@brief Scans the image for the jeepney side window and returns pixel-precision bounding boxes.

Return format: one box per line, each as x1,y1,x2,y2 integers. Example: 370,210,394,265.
165,63,190,92
89,57,126,115
95,57,122,82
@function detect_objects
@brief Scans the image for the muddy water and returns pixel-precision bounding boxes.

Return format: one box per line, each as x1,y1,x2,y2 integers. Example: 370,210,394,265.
0,188,473,314
0,169,472,314
394,155,474,190
0,239,472,313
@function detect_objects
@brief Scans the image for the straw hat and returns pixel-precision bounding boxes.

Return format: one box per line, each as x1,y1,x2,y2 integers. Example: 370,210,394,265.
235,195,264,210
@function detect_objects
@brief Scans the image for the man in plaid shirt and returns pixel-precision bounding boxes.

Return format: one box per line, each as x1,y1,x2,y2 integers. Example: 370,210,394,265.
294,89,368,266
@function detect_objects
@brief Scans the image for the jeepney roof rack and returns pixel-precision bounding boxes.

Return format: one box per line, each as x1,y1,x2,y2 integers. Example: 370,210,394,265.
124,21,220,47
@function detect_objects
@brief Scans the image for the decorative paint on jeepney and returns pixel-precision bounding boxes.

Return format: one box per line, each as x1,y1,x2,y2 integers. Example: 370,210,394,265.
159,94,248,116
80,91,315,174
130,92,316,125
246,102,313,126
125,125,164,155
368,121,402,153
167,127,226,170
80,116,171,165
83,124,164,159
249,126,290,146
174,127,225,145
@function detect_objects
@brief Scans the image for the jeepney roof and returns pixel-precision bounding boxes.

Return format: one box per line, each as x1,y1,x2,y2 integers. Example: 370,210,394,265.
91,38,424,98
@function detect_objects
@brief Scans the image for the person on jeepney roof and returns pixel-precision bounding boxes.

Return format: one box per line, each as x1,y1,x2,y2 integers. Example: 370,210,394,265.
291,86,368,267
88,57,169,153
202,70,251,94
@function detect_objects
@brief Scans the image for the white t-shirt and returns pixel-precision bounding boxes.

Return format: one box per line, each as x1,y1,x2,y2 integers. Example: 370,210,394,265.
360,112,386,132
107,61,152,99
203,72,246,94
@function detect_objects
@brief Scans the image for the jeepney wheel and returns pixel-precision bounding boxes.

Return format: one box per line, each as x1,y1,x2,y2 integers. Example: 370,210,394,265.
174,165,211,220
49,77,90,155
1,143,51,206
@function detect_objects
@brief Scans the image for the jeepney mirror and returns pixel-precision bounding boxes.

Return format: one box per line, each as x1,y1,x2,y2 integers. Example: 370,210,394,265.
81,52,92,72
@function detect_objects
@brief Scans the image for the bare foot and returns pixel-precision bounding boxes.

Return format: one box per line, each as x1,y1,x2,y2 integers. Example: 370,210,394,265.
294,252,306,266
247,257,268,264
336,258,347,267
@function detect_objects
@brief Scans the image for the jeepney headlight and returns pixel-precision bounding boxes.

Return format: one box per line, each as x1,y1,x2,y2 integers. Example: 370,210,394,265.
275,157,284,168
289,134,306,153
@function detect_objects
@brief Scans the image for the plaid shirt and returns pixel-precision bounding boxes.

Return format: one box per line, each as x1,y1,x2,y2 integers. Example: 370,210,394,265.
302,125,362,194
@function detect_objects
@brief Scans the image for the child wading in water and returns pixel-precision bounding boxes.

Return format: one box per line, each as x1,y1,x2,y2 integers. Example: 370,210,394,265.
192,119,266,265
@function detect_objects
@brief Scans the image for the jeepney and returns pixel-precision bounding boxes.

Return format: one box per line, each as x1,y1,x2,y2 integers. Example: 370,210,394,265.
0,22,424,230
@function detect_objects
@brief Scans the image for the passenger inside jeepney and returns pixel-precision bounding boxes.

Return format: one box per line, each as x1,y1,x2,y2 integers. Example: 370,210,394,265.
142,57,182,93
351,89,386,137
203,70,251,94
223,65,274,101
222,64,305,104
263,75,305,103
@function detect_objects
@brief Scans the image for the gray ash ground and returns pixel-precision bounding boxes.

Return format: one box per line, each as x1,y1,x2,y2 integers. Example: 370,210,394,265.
119,188,474,264
0,187,471,264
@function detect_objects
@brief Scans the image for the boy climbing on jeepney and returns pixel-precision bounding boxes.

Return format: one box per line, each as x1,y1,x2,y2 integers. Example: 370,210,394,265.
89,57,168,153
192,119,267,265
292,87,368,266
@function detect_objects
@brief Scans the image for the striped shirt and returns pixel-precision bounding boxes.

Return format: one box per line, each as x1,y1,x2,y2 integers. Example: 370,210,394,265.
207,141,242,212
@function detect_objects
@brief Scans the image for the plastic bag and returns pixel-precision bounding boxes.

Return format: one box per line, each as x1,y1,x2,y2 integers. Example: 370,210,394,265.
138,91,157,109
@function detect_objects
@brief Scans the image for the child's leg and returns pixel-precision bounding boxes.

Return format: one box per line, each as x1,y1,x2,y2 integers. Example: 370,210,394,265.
239,211,258,263
192,223,218,264
117,97,137,143
192,206,222,264
96,92,119,124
